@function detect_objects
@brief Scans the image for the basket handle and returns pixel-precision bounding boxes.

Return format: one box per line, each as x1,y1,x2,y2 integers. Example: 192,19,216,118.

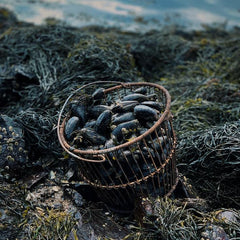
66,151,106,163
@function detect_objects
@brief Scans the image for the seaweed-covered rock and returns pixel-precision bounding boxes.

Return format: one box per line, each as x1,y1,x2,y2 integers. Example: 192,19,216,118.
177,121,240,208
130,32,198,79
0,64,38,107
0,115,28,171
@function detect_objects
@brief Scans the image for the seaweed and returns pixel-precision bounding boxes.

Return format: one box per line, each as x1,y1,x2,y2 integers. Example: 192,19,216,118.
177,121,240,208
21,207,77,240
130,31,198,79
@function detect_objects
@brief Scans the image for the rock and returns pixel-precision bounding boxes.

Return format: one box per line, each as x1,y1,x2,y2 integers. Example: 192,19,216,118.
201,224,229,240
25,183,65,209
65,188,84,207
0,115,28,172
216,210,238,224
0,64,37,106
68,223,97,240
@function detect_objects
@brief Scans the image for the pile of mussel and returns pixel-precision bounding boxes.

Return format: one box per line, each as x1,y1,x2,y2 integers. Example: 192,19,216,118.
65,87,165,147
63,86,173,188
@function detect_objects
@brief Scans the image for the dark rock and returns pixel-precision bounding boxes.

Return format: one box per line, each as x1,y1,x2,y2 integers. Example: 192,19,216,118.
0,115,28,171
65,188,84,207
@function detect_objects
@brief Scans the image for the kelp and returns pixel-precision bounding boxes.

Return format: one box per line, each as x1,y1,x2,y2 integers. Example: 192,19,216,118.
177,121,240,208
21,207,77,240
124,198,240,240
129,31,198,79
172,99,240,133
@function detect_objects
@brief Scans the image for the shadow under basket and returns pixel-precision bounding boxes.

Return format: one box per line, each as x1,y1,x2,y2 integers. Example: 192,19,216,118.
57,81,178,212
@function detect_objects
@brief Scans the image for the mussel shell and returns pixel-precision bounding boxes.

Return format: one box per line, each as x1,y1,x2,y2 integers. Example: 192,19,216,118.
112,101,138,113
84,120,96,128
88,105,111,118
71,104,86,127
146,93,158,101
134,105,158,122
142,163,156,175
65,116,80,140
92,88,105,100
121,150,141,163
112,112,135,125
104,139,115,149
122,93,148,102
95,110,112,135
142,146,161,162
141,101,163,112
80,127,106,145
150,136,168,152
111,119,139,142
134,87,147,95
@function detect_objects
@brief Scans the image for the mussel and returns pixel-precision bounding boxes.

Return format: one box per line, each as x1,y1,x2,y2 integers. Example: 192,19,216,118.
95,110,112,135
88,104,111,118
134,105,158,122
79,128,107,145
122,93,148,102
112,101,138,113
65,116,80,140
92,88,105,100
71,104,86,127
112,112,135,125
111,119,139,142
141,101,163,112
134,87,147,95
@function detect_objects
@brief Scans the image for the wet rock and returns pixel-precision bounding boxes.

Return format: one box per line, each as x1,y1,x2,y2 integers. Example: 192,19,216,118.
68,223,97,240
65,188,84,207
0,115,28,172
25,183,65,209
0,64,37,106
201,224,229,240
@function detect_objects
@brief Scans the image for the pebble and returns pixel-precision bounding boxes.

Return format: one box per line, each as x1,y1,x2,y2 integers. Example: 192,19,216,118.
201,224,229,240
216,210,238,223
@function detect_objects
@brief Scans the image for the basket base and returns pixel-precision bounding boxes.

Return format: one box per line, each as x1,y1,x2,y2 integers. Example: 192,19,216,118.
94,169,179,214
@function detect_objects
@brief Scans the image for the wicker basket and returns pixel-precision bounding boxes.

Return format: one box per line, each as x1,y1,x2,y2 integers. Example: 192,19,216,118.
57,81,178,210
